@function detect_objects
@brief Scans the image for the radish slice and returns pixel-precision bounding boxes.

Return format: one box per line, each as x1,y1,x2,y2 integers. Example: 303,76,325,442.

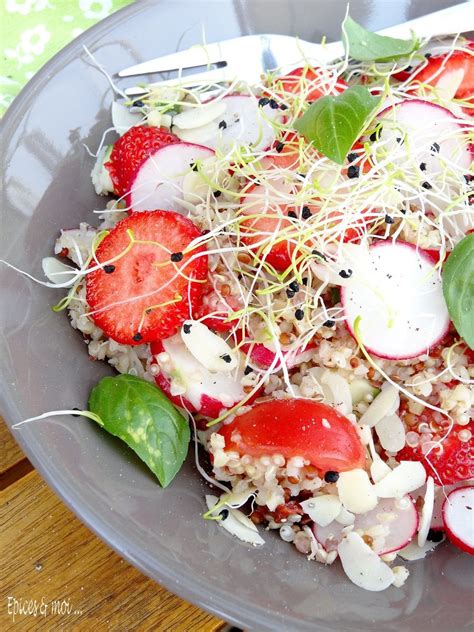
374,99,471,181
175,95,280,152
342,240,450,360
129,142,214,213
313,496,418,555
241,339,316,370
150,334,246,419
442,486,474,555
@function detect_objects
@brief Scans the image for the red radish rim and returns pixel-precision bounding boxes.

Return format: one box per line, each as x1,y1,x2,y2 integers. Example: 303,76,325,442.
442,485,474,555
341,240,451,361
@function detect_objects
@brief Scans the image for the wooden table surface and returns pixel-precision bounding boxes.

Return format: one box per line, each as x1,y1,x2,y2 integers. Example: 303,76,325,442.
0,417,226,631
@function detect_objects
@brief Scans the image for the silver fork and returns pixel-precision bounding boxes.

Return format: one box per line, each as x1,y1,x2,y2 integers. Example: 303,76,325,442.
119,3,472,98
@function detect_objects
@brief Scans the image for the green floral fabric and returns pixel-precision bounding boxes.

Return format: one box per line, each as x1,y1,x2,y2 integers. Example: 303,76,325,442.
0,0,133,115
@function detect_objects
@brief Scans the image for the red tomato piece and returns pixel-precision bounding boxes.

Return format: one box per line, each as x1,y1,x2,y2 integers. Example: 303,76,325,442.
219,399,366,473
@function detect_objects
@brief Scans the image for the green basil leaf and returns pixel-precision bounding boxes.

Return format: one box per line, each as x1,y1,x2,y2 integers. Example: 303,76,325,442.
293,85,380,164
342,15,419,62
89,374,190,487
442,233,474,350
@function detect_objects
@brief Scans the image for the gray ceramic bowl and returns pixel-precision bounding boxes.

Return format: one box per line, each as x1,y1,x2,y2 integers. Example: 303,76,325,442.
1,1,472,630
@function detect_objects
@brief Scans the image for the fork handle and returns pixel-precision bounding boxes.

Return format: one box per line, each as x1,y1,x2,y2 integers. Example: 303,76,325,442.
376,3,473,40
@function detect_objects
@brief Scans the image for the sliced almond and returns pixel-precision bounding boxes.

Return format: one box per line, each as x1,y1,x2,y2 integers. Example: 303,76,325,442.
374,461,426,499
359,383,400,428
337,469,378,514
375,413,405,453
337,531,394,591
205,495,264,546
300,495,342,527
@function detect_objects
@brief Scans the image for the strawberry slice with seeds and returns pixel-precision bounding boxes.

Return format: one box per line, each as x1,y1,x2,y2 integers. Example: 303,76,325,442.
397,416,474,486
409,50,474,100
106,126,179,197
275,66,347,102
86,210,208,345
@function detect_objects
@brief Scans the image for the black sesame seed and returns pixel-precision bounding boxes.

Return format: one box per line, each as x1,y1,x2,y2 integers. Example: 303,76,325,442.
339,269,353,279
422,181,432,190
369,131,377,142
286,289,295,298
302,277,308,286
244,365,253,375
347,152,358,164
214,190,222,198
425,52,432,59
405,65,413,73
312,249,326,261
219,509,229,520
190,162,198,171
384,214,394,224
347,165,360,179
295,309,304,320
323,319,335,328
302,205,312,219
221,353,232,363
275,141,285,153
218,120,227,130
258,97,270,107
324,470,339,483
289,281,299,292
396,137,403,144
427,528,443,543
269,98,279,109
72,408,81,418
132,332,143,342
103,264,115,273
431,142,440,154
280,103,288,110
287,210,297,219
183,323,192,334
170,252,184,262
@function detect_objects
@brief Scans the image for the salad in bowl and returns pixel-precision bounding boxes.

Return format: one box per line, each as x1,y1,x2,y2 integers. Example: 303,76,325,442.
13,16,473,592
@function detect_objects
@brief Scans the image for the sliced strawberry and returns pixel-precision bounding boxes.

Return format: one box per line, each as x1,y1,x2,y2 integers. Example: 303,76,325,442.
86,210,208,345
409,50,474,100
218,399,366,473
106,126,179,197
397,417,474,486
275,66,347,102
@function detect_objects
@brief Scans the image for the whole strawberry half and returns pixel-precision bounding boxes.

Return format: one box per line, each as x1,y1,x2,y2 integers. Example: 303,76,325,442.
397,419,474,486
86,210,208,345
106,125,179,197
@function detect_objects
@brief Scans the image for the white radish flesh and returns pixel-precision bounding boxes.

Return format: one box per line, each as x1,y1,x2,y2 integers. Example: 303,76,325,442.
173,101,226,130
442,486,474,555
181,320,237,372
342,241,450,360
178,95,279,152
129,142,214,213
337,532,395,591
314,496,418,555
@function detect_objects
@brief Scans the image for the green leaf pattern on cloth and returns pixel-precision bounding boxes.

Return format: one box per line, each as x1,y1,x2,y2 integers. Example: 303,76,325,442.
0,0,133,114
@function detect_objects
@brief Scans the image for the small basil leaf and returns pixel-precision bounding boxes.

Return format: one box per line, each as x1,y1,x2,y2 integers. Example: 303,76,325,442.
89,374,190,487
342,15,419,62
294,85,380,165
442,233,474,349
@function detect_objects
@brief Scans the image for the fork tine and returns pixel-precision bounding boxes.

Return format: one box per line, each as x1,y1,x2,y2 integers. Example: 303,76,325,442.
118,42,224,77
124,67,231,97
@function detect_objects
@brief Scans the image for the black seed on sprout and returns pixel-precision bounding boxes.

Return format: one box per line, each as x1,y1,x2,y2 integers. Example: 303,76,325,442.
269,99,279,109
297,172,306,179
302,206,312,219
323,319,335,328
312,249,326,261
72,408,81,417
132,332,143,342
287,210,297,218
218,120,227,130
427,528,443,543
324,471,339,483
425,52,432,59
258,97,270,107
133,99,145,108
347,152,358,164
219,509,230,520
280,103,288,110
384,214,394,224
170,251,184,262
295,308,304,320
431,142,440,154
422,181,432,190
286,288,295,298
183,323,192,334
103,264,115,273
190,162,198,171
221,353,232,363
396,137,403,144
339,269,353,279
347,165,360,179
289,281,299,292
302,277,308,286
405,65,413,73
214,190,222,198
275,141,285,153
244,365,253,375
419,162,427,171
